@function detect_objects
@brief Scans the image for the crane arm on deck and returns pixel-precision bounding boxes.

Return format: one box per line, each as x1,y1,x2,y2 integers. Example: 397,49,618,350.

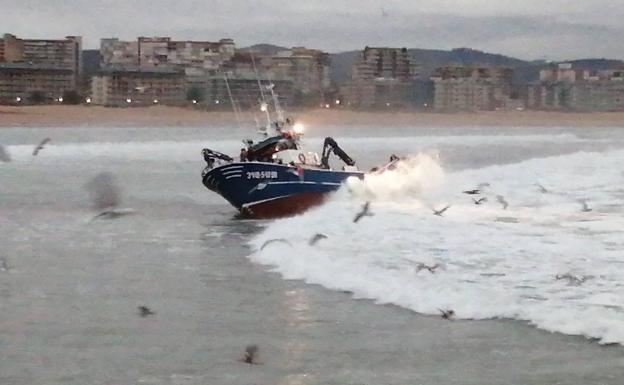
321,137,356,169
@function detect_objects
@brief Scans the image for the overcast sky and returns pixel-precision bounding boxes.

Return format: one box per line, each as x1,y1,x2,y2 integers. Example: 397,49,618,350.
2,0,623,60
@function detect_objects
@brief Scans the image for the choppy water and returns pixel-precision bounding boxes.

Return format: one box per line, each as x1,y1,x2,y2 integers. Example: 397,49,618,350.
2,124,624,384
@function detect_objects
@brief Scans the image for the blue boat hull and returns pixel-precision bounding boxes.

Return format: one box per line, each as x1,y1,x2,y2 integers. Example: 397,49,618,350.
202,162,364,218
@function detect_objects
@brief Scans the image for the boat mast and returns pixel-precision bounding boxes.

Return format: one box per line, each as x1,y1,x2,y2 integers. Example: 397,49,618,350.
267,80,284,123
223,75,242,129
249,50,272,128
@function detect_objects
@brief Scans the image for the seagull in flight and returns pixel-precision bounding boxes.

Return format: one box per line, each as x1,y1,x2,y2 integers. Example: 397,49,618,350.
353,201,374,223
556,273,591,286
535,183,548,193
472,197,488,205
578,199,592,212
90,208,135,221
463,183,490,195
0,257,10,272
32,137,51,156
417,263,441,273
84,172,136,221
438,309,455,320
496,195,508,210
260,238,292,250
432,205,451,217
309,233,328,246
138,306,155,317
241,345,260,365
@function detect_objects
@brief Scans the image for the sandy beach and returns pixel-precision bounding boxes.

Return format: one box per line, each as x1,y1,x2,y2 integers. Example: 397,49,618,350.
2,105,624,128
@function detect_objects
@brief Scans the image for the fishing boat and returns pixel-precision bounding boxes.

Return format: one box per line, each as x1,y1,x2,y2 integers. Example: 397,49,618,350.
201,121,364,218
201,76,397,218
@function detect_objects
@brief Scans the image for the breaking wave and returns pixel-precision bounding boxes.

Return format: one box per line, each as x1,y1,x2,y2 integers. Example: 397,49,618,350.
250,150,624,345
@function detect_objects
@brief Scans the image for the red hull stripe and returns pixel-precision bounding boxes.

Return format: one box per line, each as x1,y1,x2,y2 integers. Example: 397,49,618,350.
241,191,328,219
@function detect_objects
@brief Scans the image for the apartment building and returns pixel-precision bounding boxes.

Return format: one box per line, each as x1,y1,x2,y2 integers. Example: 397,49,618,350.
0,34,82,102
431,66,514,111
527,63,624,111
340,47,416,108
91,67,185,107
100,37,235,70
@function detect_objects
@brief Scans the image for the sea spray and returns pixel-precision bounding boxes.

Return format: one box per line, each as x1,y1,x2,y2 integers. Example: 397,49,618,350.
250,149,624,345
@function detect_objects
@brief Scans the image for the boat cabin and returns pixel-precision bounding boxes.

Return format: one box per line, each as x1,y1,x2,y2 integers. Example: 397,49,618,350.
272,149,321,168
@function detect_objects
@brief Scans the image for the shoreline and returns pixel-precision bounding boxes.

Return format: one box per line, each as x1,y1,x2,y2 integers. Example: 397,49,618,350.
2,105,624,128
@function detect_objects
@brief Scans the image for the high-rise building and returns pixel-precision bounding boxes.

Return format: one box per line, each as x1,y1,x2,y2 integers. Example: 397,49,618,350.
91,67,185,107
340,47,417,108
431,66,514,111
0,34,82,102
100,37,235,71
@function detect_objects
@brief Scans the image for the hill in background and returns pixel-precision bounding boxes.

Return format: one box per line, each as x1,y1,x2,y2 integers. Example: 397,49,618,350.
84,44,624,88
330,47,538,85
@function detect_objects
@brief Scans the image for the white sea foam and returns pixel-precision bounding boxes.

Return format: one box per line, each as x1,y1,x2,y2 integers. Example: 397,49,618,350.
249,149,624,345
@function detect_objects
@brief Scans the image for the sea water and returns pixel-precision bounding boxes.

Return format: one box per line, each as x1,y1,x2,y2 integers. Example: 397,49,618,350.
1,125,624,384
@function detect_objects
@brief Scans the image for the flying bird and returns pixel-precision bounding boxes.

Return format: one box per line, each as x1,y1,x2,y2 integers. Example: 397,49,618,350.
578,199,592,212
138,306,155,317
417,263,440,274
91,209,134,221
0,257,10,272
0,144,11,162
432,205,451,217
353,201,373,223
260,238,292,250
535,183,548,193
438,309,455,320
84,172,134,220
463,183,490,195
85,172,121,210
496,195,508,210
241,345,260,365
556,273,591,286
32,137,51,156
472,197,487,205
309,233,328,246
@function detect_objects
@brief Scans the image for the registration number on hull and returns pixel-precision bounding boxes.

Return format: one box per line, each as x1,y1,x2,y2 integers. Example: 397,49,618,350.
247,171,278,179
